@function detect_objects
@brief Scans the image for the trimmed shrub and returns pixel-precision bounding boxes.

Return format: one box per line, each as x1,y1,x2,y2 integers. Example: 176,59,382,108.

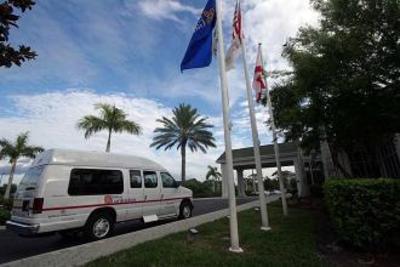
324,178,400,250
0,184,17,196
264,178,279,191
182,179,220,198
0,196,13,211
0,209,10,225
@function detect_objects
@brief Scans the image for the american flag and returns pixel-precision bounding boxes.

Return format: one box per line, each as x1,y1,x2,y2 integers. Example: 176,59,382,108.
225,0,243,70
232,0,242,42
253,45,267,103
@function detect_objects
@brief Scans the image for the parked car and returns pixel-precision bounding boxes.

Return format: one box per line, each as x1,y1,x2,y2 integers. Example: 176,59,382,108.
6,149,193,240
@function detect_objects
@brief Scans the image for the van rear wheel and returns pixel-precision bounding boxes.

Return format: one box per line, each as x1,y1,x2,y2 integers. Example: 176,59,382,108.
85,212,114,240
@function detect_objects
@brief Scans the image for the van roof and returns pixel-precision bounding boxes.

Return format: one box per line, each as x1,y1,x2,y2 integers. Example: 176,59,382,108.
32,149,167,171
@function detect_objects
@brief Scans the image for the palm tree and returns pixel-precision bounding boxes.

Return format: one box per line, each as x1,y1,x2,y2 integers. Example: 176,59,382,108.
0,132,44,199
77,103,142,152
151,104,216,182
206,165,222,193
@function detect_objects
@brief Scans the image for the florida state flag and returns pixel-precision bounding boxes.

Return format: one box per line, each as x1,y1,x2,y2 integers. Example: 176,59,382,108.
253,45,267,102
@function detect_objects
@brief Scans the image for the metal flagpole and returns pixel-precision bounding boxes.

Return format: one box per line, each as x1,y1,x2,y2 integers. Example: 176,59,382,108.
215,0,243,253
240,40,271,230
259,43,288,216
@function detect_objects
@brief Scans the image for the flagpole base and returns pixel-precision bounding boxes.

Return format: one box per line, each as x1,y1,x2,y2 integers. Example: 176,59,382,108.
260,226,271,231
229,246,244,253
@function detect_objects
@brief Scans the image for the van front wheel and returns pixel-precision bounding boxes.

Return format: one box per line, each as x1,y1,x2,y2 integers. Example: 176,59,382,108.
179,201,192,219
85,212,114,240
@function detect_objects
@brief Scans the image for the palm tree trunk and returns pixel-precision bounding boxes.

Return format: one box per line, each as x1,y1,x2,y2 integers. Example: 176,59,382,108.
106,129,112,153
4,159,17,199
181,145,186,182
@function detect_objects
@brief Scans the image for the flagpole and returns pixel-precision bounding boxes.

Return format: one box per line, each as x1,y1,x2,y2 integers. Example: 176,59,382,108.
240,40,271,230
215,0,243,253
259,43,288,216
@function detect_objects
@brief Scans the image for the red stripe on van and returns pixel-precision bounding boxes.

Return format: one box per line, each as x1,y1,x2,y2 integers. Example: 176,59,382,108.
41,197,185,211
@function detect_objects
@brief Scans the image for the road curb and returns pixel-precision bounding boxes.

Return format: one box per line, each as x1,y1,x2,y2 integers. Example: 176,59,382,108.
1,196,278,267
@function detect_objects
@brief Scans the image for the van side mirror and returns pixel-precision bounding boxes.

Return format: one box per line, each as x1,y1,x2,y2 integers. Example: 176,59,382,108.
175,181,181,188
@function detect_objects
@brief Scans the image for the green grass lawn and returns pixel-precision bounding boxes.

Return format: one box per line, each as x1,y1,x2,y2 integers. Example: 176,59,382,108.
86,202,326,267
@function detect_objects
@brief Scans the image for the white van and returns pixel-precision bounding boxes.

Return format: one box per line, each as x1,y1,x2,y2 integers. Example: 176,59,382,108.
6,149,193,240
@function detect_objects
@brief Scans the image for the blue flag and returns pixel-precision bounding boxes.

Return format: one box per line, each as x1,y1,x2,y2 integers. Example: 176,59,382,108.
180,0,216,72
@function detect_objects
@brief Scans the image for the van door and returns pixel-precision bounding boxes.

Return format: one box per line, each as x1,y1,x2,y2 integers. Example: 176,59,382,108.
159,172,180,217
142,170,161,217
126,170,144,220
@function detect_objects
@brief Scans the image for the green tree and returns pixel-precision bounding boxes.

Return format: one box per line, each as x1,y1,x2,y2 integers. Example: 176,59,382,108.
270,0,400,172
0,132,43,199
1,0,37,68
206,165,222,192
151,104,216,182
77,103,142,152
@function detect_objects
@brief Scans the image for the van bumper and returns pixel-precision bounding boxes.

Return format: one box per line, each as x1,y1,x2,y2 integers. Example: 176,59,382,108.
6,220,40,236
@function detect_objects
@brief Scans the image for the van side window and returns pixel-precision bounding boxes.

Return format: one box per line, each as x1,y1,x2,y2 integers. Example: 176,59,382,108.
143,171,158,188
160,172,177,188
68,169,123,195
130,170,142,188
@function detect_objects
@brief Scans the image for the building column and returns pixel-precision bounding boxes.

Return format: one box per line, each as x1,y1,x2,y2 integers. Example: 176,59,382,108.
336,150,352,177
251,170,257,193
294,159,303,197
319,126,337,179
236,168,246,198
220,163,229,198
294,150,310,198
297,148,310,197
395,134,400,163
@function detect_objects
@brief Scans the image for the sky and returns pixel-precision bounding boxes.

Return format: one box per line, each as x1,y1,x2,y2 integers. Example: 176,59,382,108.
0,0,319,183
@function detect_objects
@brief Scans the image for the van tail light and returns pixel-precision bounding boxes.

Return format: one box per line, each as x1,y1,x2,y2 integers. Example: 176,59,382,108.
32,198,44,214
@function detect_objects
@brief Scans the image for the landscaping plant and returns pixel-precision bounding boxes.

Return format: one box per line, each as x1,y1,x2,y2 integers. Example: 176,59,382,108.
324,178,400,250
0,208,10,225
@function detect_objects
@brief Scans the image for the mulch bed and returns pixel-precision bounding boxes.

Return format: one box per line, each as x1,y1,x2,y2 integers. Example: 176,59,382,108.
289,198,400,267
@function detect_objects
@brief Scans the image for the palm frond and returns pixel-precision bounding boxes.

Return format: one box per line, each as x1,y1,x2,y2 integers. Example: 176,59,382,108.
78,103,142,143
22,146,44,159
77,115,107,139
150,103,216,153
113,119,142,135
0,132,43,162
206,165,222,180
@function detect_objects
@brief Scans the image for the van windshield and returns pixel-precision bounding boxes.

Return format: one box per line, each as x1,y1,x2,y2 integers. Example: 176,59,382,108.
19,166,44,188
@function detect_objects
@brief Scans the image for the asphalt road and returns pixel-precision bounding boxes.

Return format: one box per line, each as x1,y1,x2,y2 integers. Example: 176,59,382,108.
0,197,257,264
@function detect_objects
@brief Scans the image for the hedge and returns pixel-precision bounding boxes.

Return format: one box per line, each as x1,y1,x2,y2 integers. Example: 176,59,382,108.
0,208,10,225
0,195,13,211
324,178,400,250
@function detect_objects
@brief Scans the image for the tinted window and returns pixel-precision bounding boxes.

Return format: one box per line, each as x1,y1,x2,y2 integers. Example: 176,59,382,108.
143,171,158,188
130,170,142,188
161,172,177,188
68,169,123,195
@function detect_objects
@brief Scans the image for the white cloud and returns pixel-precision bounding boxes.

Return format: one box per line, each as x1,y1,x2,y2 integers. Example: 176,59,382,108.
138,0,200,23
0,90,227,183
